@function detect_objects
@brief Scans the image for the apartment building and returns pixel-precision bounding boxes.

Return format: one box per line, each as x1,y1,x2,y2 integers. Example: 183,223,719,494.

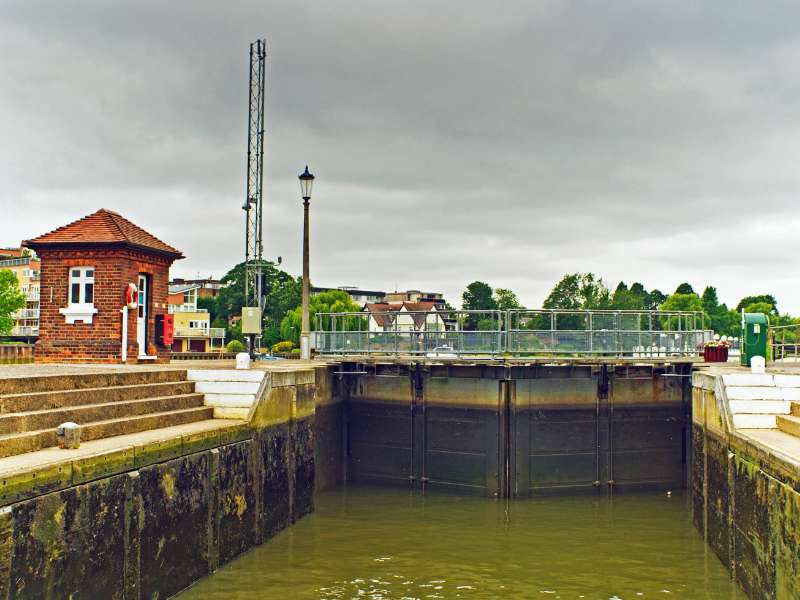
168,283,225,352
0,248,40,339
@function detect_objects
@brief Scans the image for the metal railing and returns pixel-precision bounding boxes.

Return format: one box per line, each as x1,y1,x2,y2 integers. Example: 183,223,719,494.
10,326,39,337
11,308,39,319
0,257,32,268
315,309,709,358
174,326,226,339
168,305,209,314
770,324,800,361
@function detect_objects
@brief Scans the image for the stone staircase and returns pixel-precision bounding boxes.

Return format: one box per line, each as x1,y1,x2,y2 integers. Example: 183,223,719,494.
724,372,800,433
777,403,800,438
0,370,217,458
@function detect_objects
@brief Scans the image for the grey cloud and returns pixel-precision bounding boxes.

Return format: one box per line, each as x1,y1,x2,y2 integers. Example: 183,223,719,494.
2,1,800,311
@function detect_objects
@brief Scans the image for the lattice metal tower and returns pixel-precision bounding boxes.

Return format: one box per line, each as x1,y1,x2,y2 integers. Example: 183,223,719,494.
242,39,267,312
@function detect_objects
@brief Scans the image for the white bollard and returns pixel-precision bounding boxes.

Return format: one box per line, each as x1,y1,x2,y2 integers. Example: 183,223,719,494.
236,352,251,370
751,355,766,374
56,422,81,449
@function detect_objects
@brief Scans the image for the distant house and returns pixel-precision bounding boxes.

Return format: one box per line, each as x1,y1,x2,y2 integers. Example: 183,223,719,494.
363,301,446,333
169,277,224,299
312,286,385,305
383,290,446,308
168,284,225,352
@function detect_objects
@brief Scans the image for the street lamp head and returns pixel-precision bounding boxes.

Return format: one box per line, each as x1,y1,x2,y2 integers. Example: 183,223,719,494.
298,165,314,201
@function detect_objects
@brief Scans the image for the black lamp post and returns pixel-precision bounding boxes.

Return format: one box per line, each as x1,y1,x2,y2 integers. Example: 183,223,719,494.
299,166,315,359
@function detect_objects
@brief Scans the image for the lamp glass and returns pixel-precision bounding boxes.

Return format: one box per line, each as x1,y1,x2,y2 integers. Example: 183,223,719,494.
299,165,315,200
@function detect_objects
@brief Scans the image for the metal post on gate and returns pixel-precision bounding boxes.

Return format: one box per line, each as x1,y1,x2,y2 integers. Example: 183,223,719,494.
550,311,556,356
394,312,399,357
588,311,593,355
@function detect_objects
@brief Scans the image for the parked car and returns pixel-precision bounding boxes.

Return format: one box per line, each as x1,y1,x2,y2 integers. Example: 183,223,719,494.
426,345,458,358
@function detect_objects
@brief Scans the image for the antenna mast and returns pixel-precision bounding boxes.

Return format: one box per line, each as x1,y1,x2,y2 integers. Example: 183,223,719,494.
241,39,267,352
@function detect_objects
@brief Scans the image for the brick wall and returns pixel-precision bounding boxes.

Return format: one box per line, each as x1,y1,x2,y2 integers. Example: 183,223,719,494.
35,245,175,363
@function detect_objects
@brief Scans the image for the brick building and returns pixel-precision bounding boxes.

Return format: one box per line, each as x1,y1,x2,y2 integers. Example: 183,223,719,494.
23,209,183,363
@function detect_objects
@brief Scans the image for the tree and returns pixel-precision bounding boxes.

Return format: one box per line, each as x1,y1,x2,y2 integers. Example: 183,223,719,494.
675,282,695,295
659,292,705,330
0,270,26,335
462,281,497,311
736,295,778,315
197,296,217,322
701,286,719,314
279,290,360,345
611,281,647,310
462,281,497,330
216,261,302,346
543,273,611,310
646,289,667,310
493,288,523,311
743,302,774,316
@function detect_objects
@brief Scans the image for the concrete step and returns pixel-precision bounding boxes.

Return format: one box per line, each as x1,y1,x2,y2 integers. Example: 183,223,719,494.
193,380,262,395
728,400,791,415
0,406,214,458
0,369,188,395
792,402,800,417
732,414,777,429
0,381,197,413
0,393,205,435
777,414,800,438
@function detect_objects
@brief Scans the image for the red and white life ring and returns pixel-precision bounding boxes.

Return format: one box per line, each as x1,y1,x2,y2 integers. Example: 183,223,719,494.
125,283,138,309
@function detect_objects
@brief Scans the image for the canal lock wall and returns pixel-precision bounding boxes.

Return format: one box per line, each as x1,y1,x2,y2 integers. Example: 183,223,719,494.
692,372,800,600
335,362,692,496
0,365,335,600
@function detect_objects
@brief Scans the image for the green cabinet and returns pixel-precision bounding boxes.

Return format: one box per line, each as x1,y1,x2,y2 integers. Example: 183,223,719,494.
740,312,769,366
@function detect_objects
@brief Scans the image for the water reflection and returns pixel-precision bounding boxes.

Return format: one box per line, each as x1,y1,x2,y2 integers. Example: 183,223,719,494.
179,486,742,600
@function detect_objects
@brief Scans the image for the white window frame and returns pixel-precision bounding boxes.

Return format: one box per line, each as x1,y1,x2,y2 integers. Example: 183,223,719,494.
59,266,98,324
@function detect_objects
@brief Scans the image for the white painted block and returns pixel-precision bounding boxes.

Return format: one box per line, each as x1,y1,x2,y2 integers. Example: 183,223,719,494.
203,393,256,408
781,388,800,401
774,375,800,388
194,381,262,395
212,406,250,420
187,369,265,383
722,373,774,387
728,400,791,414
732,414,777,429
725,386,783,401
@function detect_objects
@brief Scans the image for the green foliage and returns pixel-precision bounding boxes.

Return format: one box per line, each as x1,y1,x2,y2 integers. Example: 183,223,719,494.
0,271,26,336
279,290,361,345
611,281,648,310
743,302,774,316
659,293,705,330
215,261,302,346
736,294,777,314
271,340,294,353
543,273,611,310
646,289,667,310
197,296,217,321
493,288,523,311
462,281,497,311
226,339,246,353
290,348,301,356
675,282,695,295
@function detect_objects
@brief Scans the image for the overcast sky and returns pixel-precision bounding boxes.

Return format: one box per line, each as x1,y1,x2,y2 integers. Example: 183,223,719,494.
3,1,800,312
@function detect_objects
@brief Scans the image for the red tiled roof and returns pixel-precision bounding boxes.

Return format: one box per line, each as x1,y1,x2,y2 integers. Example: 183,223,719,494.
23,209,183,258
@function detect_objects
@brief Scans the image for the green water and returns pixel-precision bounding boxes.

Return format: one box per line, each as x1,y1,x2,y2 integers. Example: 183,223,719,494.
180,486,743,600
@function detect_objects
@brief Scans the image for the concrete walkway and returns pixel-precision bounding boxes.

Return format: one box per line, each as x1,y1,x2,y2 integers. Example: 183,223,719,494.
0,358,328,379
